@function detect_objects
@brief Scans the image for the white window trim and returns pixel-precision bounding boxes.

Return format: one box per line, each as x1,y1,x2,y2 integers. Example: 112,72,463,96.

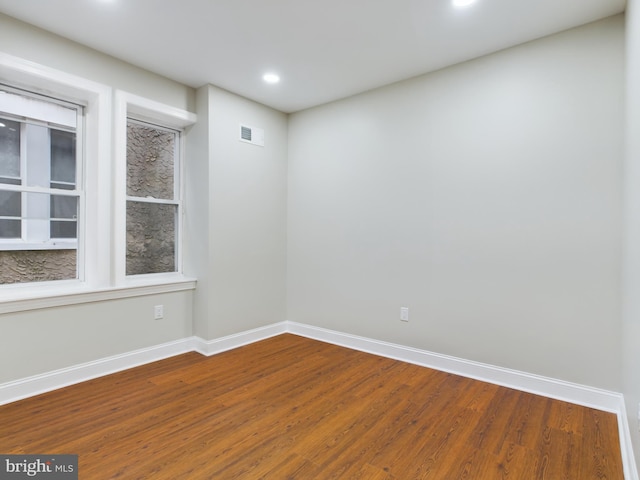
0,54,197,313
0,53,110,296
114,90,196,286
0,92,83,252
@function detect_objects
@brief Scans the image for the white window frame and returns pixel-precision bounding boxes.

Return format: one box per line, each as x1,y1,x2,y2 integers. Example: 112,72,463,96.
0,54,111,298
0,54,196,313
114,90,196,287
0,87,83,253
124,118,182,276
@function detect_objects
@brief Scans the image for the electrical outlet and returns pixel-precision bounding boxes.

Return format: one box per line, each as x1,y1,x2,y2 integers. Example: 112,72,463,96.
154,305,164,320
400,307,409,322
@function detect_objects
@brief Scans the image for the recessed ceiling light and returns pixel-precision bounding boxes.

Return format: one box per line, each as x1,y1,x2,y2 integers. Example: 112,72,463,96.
263,73,280,84
452,0,476,7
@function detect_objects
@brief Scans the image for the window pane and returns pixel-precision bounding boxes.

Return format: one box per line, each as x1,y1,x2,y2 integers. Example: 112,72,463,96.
51,221,77,239
50,194,78,239
0,189,21,217
0,219,20,238
0,190,22,238
50,194,77,220
0,250,76,284
126,201,176,275
0,118,20,180
51,129,76,184
0,188,21,238
127,122,175,200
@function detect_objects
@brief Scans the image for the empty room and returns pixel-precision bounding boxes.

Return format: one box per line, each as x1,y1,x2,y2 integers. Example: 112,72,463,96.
0,0,639,478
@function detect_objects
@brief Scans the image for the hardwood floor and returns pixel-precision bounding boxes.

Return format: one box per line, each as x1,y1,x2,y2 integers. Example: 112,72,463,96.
0,334,624,479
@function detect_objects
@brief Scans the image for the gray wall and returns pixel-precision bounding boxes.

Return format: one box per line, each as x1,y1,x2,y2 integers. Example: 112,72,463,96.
0,292,192,383
185,85,288,340
623,0,640,468
287,16,624,390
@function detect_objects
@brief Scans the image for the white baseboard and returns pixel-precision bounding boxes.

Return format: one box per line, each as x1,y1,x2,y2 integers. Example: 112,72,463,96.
619,402,640,480
0,320,636,479
0,337,195,406
0,323,289,406
193,322,288,356
285,321,638,480
286,322,621,411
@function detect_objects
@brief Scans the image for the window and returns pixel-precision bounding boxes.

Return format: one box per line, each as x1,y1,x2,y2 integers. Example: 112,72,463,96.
125,119,181,276
0,86,82,285
0,53,197,311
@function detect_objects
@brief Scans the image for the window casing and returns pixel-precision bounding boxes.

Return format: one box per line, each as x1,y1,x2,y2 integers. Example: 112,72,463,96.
113,90,196,285
0,86,83,285
0,53,197,311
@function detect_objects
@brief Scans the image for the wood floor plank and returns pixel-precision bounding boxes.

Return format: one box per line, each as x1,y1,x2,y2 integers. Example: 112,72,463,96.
493,441,539,480
260,453,324,480
501,391,553,451
0,334,624,479
388,403,483,479
366,375,470,472
581,408,625,480
467,386,522,455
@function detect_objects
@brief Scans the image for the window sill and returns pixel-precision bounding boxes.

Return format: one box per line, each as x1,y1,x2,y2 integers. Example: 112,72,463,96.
0,241,77,251
0,277,197,314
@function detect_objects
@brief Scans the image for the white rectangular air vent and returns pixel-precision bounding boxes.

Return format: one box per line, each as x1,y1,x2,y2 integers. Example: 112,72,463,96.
239,124,264,147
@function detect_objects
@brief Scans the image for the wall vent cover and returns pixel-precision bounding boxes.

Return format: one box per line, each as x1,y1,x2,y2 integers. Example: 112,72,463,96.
241,125,252,141
239,124,264,147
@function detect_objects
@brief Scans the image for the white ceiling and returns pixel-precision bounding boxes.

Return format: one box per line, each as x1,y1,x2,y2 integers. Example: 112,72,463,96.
0,0,627,113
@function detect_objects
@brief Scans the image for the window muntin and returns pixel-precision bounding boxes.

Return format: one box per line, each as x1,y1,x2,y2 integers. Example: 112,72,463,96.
125,119,181,276
0,86,82,284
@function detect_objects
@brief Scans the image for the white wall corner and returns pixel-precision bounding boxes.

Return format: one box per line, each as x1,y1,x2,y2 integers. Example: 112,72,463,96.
193,322,288,356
